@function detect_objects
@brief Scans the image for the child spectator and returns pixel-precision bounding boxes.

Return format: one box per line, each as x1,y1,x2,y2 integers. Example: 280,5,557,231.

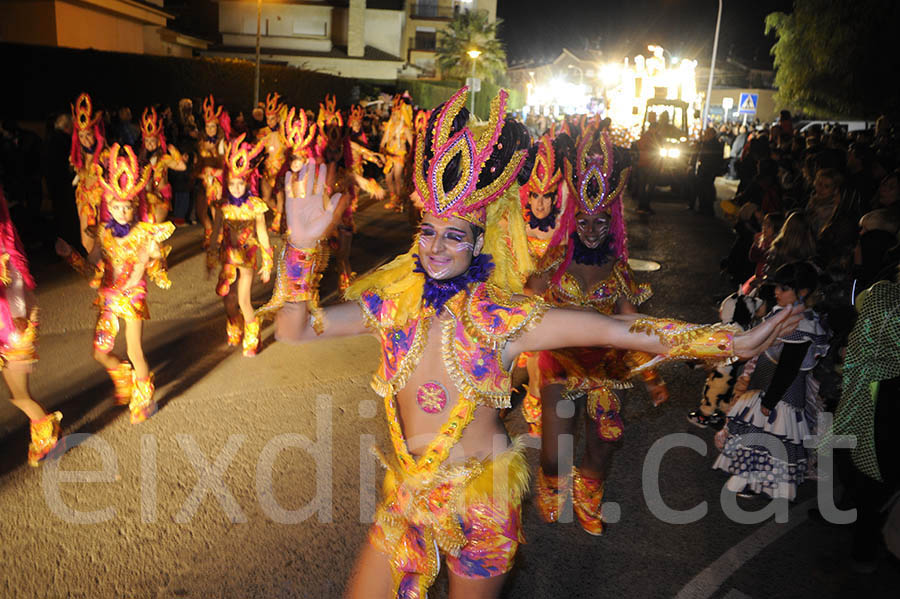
714,262,830,499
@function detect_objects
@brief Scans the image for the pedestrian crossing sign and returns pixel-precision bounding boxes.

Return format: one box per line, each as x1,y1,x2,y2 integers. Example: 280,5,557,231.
738,93,758,115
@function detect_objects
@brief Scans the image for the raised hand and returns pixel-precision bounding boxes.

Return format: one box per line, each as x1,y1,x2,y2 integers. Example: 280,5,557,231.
732,304,803,359
284,163,344,248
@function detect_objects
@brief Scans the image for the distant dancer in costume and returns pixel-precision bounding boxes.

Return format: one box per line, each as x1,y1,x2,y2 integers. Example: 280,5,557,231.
56,144,174,423
1,185,62,465
195,95,231,246
69,93,106,250
516,132,572,434
257,92,288,232
139,107,187,224
379,92,414,211
533,122,668,535
207,133,273,356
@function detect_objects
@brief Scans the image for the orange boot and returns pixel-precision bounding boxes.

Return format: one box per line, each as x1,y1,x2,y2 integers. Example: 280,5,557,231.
107,362,133,405
129,373,157,424
28,411,62,466
226,314,244,347
572,467,605,536
242,318,260,357
536,468,571,523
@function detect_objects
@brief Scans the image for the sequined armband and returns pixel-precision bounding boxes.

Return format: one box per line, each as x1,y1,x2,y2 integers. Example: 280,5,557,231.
260,246,274,280
282,244,320,302
628,317,740,370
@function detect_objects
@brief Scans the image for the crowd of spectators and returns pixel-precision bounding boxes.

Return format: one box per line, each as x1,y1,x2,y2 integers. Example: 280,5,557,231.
715,112,900,571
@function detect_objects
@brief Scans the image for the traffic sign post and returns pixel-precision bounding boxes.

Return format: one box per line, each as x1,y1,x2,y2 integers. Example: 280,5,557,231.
738,93,758,115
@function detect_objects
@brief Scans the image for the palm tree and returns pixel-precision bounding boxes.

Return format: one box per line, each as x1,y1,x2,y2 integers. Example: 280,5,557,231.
436,10,507,84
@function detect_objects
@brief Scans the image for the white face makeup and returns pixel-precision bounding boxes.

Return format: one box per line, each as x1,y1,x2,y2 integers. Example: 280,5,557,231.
418,213,480,280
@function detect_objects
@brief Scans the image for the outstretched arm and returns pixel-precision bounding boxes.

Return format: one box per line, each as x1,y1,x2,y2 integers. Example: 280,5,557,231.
273,163,367,343
504,304,802,369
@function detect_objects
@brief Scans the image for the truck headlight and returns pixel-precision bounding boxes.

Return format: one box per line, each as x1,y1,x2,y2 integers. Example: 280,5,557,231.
668,148,681,158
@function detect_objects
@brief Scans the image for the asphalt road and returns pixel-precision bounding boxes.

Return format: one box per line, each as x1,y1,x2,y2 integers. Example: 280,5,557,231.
1,188,897,598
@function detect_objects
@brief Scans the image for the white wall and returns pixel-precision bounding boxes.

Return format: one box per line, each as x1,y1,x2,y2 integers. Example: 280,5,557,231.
364,8,404,58
219,1,333,48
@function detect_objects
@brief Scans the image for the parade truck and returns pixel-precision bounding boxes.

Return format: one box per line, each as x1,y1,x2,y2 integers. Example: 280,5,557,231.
637,98,693,195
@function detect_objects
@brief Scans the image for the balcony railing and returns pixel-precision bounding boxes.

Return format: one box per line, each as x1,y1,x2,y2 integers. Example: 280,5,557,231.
410,2,456,19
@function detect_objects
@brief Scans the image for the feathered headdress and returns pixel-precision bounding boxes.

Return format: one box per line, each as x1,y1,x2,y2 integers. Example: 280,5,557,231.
100,143,151,204
414,109,431,136
522,134,563,198
203,94,222,125
346,87,534,324
70,92,104,169
414,87,529,227
202,95,231,140
348,104,364,131
224,133,264,182
552,121,631,283
317,94,343,130
72,93,101,133
282,107,317,158
140,107,167,152
565,120,629,216
265,92,282,118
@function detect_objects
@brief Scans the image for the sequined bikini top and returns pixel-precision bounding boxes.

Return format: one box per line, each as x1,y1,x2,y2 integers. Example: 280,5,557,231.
546,259,651,314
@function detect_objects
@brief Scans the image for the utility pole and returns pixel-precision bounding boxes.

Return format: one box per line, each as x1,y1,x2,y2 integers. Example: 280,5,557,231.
701,0,723,130
254,0,262,107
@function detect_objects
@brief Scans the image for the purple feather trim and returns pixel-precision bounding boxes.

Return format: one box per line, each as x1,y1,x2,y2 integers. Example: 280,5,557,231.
572,233,615,266
106,219,132,238
413,253,494,312
226,190,249,206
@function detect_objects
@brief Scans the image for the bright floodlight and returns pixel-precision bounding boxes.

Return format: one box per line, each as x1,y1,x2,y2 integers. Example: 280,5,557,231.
467,49,482,59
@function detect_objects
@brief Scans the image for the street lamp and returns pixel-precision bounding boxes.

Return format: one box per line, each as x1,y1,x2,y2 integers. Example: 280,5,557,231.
701,0,723,130
467,48,481,116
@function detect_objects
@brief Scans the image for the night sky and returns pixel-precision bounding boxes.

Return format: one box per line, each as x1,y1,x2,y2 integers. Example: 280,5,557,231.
497,0,795,66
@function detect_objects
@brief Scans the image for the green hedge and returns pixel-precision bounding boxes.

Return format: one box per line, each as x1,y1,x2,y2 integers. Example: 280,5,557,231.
397,78,523,119
0,42,356,120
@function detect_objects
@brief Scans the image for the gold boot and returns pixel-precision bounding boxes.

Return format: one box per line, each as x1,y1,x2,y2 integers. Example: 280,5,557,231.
536,469,571,523
28,411,62,466
572,467,605,536
107,362,133,405
522,389,542,438
129,374,157,424
226,314,244,347
242,318,260,357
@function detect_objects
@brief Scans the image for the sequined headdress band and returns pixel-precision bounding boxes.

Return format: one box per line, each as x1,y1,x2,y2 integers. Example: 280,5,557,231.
414,87,528,227
282,107,317,157
565,120,630,215
100,143,150,204
224,133,264,181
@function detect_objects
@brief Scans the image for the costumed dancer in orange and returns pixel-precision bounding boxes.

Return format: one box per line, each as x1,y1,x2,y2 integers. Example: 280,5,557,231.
195,95,232,247
207,133,273,356
314,96,386,291
69,93,106,250
56,144,174,424
271,87,794,599
379,92,414,211
531,121,668,535
515,132,573,432
1,185,62,465
256,92,288,233
139,107,187,224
